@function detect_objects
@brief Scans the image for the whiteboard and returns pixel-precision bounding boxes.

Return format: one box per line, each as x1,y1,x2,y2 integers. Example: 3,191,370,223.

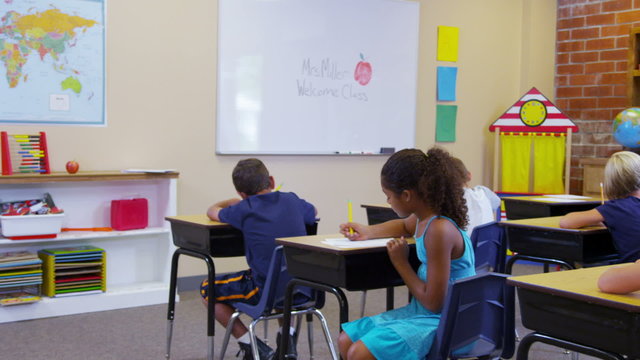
216,0,420,155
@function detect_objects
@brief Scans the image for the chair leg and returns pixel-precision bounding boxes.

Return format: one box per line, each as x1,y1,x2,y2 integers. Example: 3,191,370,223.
360,290,367,317
310,309,339,360
306,313,314,359
219,311,241,360
263,319,269,346
248,319,261,360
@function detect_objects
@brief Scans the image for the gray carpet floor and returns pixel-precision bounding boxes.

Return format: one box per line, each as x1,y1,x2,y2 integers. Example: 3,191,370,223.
0,264,599,360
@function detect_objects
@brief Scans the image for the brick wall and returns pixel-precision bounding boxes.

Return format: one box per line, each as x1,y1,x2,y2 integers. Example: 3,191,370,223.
556,0,640,194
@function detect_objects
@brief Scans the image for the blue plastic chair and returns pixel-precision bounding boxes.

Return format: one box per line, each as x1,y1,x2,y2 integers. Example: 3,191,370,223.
471,222,507,274
218,245,337,360
427,272,515,360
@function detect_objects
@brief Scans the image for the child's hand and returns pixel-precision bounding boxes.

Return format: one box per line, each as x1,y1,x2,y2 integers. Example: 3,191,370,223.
339,222,368,240
386,237,409,265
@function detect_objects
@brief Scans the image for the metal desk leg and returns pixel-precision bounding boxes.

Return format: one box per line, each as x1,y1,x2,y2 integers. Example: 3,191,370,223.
386,287,394,310
506,254,574,274
280,278,348,360
165,248,216,360
516,332,625,360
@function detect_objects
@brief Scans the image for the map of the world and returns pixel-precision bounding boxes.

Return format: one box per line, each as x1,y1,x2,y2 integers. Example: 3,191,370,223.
0,0,105,125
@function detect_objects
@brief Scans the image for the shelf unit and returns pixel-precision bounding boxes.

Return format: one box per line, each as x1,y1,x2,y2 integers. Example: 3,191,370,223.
628,27,640,106
0,171,178,323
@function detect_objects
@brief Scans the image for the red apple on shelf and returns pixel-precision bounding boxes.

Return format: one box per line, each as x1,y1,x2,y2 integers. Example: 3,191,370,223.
354,53,372,86
65,160,79,174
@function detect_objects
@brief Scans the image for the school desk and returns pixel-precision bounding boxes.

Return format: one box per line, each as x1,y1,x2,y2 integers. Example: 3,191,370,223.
502,195,601,220
164,214,244,360
500,216,617,273
507,265,640,360
276,233,420,359
360,203,399,225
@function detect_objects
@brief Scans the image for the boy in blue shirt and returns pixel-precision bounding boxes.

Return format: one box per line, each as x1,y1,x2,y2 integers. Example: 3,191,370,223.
201,158,317,360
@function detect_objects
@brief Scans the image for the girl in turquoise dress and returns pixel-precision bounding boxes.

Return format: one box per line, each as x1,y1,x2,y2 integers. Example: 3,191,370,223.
338,147,476,360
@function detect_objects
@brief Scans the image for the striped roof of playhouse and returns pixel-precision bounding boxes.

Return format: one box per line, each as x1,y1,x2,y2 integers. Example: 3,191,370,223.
489,87,579,133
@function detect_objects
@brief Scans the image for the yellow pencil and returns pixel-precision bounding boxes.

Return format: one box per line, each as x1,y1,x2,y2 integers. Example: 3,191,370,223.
600,182,604,205
274,183,283,192
348,200,354,235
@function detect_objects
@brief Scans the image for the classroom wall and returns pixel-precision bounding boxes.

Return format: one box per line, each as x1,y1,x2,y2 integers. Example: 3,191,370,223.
0,0,556,277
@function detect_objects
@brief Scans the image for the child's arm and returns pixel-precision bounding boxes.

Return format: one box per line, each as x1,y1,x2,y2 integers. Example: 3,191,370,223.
206,198,241,221
598,260,640,294
339,215,416,240
387,218,454,312
559,208,604,229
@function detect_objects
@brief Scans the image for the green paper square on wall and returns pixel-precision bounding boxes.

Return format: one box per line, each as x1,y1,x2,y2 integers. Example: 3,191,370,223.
436,105,457,142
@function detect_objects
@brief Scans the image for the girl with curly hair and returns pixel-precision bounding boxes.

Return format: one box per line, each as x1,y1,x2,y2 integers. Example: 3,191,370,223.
337,147,476,360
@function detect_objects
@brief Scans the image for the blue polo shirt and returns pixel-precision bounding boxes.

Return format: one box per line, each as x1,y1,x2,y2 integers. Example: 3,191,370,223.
219,191,316,286
597,196,640,263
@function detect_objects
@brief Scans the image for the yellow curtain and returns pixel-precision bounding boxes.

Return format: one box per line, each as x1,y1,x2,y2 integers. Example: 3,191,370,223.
533,134,565,194
501,133,532,193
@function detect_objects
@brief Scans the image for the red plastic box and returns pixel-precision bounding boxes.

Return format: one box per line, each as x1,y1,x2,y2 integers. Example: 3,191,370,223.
110,198,148,231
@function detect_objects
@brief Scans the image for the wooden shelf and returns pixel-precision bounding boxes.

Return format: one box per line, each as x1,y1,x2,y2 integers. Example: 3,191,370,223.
628,28,640,106
0,172,178,323
0,171,178,184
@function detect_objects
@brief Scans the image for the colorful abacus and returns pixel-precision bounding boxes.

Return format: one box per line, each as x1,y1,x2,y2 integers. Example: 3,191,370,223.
1,132,50,175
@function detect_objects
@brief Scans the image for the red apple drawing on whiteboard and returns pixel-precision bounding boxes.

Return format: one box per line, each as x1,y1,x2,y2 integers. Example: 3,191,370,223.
354,53,372,86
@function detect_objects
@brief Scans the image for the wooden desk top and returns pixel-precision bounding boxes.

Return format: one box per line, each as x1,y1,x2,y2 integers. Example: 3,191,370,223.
276,234,414,255
508,265,640,312
502,195,602,204
501,216,607,233
165,214,232,228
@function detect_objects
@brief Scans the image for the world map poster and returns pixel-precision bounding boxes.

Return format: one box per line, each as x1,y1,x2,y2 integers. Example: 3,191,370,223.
0,0,105,125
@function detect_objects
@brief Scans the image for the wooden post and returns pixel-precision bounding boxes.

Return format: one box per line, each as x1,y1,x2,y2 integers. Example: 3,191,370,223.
493,127,500,191
565,128,572,194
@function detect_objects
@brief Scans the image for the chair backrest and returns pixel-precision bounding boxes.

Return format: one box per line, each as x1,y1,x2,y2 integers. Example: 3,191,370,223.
470,221,506,274
233,245,322,319
427,272,515,360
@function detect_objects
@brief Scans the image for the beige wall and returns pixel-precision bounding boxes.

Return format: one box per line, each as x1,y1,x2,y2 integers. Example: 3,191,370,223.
1,0,556,277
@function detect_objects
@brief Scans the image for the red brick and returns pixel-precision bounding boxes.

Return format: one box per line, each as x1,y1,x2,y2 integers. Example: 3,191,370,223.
557,53,570,65
572,144,597,156
636,0,640,8
616,10,640,24
570,74,598,85
581,109,615,119
558,6,571,19
569,180,582,196
602,24,631,37
558,64,585,74
558,17,586,29
557,75,570,87
573,3,602,16
557,86,584,97
572,27,600,39
598,97,628,108
566,109,583,118
586,38,616,50
557,98,571,109
570,97,599,108
571,51,599,63
596,145,624,157
602,0,632,12
613,84,627,96
558,30,571,42
584,85,613,96
572,134,583,144
587,13,616,26
616,36,630,48
616,61,628,71
600,49,627,60
585,62,615,73
600,72,626,84
559,40,586,52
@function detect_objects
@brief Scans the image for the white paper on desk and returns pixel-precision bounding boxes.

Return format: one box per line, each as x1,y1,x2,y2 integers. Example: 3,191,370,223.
543,194,591,200
323,237,393,248
530,197,586,203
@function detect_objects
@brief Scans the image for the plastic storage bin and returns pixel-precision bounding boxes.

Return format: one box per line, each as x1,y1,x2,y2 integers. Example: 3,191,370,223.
0,213,65,239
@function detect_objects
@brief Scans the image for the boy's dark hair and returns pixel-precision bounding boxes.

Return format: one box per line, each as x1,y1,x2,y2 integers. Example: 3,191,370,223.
232,158,271,196
381,147,468,228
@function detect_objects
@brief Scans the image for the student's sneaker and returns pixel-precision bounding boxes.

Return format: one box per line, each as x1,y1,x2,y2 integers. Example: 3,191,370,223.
275,332,298,359
236,338,275,360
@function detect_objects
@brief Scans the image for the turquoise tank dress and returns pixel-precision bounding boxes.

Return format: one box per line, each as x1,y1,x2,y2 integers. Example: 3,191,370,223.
342,215,476,360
